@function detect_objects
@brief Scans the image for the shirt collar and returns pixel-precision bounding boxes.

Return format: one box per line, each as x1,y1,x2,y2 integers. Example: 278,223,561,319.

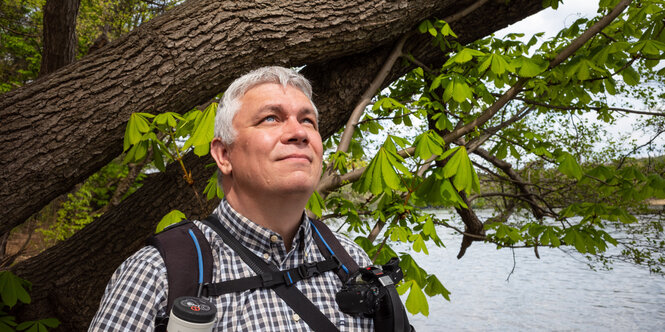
211,199,314,263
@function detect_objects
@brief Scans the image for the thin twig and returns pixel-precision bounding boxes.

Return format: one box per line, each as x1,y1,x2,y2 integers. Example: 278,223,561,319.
506,248,517,282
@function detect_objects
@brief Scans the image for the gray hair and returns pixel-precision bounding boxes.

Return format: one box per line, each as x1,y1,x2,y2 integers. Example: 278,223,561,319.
214,66,317,144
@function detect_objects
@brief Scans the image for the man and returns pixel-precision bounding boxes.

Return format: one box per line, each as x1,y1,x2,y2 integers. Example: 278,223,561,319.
90,66,375,331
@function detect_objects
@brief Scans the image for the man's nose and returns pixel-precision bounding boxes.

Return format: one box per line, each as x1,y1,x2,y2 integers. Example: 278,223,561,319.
281,117,308,144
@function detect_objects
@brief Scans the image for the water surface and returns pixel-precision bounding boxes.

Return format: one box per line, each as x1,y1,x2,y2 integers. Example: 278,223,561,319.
398,210,665,331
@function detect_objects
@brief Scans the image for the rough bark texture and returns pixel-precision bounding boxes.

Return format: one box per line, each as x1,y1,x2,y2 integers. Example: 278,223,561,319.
39,0,80,75
3,0,546,329
12,153,218,330
0,0,543,237
2,0,442,235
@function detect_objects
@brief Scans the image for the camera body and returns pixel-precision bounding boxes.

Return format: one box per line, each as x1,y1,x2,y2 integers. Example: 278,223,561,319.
335,257,404,316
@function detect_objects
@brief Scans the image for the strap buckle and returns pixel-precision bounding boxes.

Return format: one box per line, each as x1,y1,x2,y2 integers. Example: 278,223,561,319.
330,255,341,269
297,261,320,279
260,272,278,287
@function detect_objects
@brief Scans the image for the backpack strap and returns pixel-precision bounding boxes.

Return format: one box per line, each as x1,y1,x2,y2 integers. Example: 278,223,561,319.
309,218,360,283
204,256,340,296
202,214,340,332
146,221,213,318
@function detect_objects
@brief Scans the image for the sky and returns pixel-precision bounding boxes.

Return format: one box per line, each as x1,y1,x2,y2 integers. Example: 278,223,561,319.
498,1,600,39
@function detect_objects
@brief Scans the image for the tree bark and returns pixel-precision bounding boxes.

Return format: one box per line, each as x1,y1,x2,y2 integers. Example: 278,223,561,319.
0,0,543,236
39,0,80,76
4,0,545,329
12,153,219,330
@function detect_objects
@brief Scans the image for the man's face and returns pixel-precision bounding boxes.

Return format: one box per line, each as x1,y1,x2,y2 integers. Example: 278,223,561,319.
216,83,323,198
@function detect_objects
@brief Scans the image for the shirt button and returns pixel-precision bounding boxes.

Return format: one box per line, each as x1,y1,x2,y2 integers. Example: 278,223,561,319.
293,313,300,322
270,235,279,243
263,253,270,260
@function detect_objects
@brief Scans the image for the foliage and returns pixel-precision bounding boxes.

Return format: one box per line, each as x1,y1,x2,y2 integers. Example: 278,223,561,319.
38,160,143,243
155,210,187,234
0,0,43,92
117,0,665,317
76,0,181,56
0,0,180,93
122,101,223,224
0,271,59,331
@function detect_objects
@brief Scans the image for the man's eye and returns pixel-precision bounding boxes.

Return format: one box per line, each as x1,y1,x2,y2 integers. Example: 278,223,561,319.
262,116,277,123
302,118,316,126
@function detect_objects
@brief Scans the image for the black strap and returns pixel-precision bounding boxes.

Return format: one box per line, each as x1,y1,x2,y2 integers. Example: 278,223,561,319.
202,215,340,332
375,285,410,332
310,219,360,283
205,256,340,296
147,221,213,313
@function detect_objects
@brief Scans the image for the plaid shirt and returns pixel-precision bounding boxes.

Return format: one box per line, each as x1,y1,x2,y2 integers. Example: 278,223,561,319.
89,200,374,331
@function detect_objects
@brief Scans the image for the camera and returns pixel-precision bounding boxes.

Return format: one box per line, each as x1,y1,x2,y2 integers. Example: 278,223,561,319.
335,257,404,316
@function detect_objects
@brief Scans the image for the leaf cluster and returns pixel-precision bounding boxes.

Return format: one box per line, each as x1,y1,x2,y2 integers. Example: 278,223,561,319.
0,271,59,331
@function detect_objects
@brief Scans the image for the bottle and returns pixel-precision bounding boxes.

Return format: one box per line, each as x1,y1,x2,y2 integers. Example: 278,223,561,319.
167,296,217,332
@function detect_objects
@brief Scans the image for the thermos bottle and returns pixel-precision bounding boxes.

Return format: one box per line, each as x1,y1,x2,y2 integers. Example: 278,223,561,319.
167,296,217,332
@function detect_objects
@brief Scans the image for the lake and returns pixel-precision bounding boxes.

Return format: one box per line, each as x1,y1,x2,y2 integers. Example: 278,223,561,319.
393,209,665,331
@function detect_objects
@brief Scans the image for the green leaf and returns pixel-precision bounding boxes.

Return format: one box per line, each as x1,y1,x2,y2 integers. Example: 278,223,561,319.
452,79,473,103
422,218,435,236
0,271,31,308
414,131,444,160
479,53,515,75
306,191,325,218
442,146,479,193
404,280,429,316
412,234,429,254
557,152,583,180
418,20,428,34
432,113,453,131
151,141,166,172
424,275,450,301
123,140,149,164
516,57,549,77
390,226,409,243
628,39,665,56
183,102,217,156
440,22,457,38
400,254,427,286
621,66,640,86
155,210,187,233
17,318,60,332
123,113,152,151
203,172,224,200
443,48,485,67
0,314,17,329
354,138,408,195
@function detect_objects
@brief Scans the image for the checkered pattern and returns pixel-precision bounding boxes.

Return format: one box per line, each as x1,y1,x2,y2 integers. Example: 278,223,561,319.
89,200,374,331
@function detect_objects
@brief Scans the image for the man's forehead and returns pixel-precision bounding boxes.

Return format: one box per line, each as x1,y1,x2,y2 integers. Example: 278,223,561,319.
241,83,315,111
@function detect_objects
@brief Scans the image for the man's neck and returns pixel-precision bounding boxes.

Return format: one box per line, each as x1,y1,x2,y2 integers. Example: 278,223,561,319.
224,190,308,251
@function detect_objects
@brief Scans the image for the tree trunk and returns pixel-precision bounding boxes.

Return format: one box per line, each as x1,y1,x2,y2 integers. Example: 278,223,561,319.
5,0,545,329
12,153,219,330
39,0,80,76
0,0,543,236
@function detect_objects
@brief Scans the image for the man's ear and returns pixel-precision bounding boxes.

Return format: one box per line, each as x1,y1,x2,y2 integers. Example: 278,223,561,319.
210,138,232,175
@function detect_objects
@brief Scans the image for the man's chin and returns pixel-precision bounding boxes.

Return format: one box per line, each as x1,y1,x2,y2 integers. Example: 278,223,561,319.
270,181,316,196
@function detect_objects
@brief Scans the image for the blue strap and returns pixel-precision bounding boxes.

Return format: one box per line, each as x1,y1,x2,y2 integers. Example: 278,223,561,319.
310,220,350,274
187,229,204,285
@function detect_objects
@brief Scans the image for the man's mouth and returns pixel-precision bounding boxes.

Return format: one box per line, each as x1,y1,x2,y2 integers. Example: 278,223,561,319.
279,154,311,162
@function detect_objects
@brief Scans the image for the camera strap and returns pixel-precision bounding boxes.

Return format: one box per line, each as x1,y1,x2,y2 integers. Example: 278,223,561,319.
202,214,341,332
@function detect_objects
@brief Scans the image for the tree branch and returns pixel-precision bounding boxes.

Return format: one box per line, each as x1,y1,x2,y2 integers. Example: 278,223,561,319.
508,95,665,117
335,34,410,155
443,0,491,23
549,0,632,68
